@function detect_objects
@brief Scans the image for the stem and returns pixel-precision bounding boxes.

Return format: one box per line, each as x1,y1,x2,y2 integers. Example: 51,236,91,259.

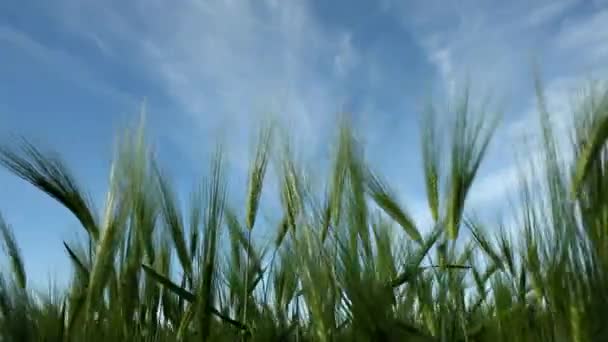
242,229,252,341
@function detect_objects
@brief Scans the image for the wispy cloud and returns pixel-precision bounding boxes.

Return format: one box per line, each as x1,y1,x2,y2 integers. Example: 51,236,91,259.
382,0,608,219
0,26,131,105
62,1,356,163
333,32,358,78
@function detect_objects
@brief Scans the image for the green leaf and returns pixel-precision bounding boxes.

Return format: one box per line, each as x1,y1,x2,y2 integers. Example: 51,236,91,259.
63,241,90,281
141,263,195,302
141,264,248,331
391,224,442,287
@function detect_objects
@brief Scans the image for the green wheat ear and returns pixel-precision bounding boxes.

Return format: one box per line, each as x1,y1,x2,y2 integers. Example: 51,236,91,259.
278,140,303,238
0,140,99,240
156,165,192,278
0,214,26,290
196,146,227,340
322,119,350,241
366,170,422,243
422,100,441,223
85,159,128,318
572,89,608,196
444,87,500,240
245,122,272,231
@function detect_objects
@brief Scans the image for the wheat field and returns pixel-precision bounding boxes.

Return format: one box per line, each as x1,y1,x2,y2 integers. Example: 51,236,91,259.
1,81,608,341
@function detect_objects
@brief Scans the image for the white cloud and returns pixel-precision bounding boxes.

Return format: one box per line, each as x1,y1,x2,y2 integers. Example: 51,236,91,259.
333,32,358,78
149,1,343,138
390,0,580,96
46,0,364,184
467,74,606,219
428,47,455,97
385,0,608,217
89,33,112,57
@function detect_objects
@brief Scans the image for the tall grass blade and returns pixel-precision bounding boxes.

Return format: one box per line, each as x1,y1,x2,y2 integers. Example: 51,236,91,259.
63,241,90,280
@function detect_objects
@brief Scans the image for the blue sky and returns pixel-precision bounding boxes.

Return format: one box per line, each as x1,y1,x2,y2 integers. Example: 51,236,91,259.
1,0,607,288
